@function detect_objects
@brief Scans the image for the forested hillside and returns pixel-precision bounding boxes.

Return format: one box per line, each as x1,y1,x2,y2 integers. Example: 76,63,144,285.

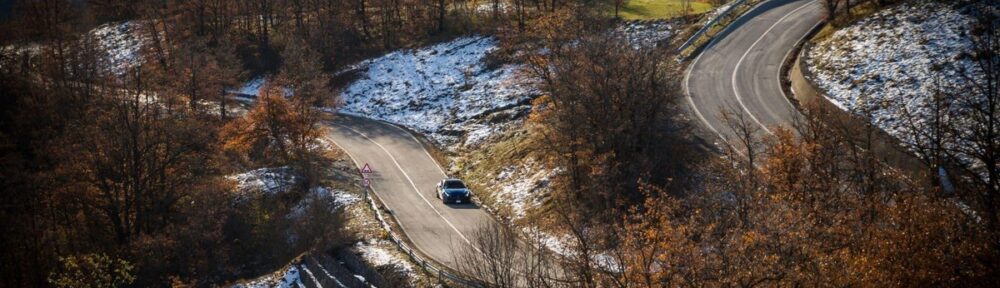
0,0,683,286
1,0,998,287
0,0,535,286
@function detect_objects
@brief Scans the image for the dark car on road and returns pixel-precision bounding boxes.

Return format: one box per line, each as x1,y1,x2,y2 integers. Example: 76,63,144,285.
437,179,471,204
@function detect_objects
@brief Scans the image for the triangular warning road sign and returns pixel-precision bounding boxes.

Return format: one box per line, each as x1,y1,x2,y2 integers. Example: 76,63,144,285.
361,163,373,174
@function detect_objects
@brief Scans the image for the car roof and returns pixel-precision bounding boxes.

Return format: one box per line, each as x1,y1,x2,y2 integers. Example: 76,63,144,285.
444,178,464,182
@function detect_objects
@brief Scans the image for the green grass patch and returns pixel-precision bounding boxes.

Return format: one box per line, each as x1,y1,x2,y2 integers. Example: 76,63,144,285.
811,24,840,43
677,0,763,58
613,0,716,20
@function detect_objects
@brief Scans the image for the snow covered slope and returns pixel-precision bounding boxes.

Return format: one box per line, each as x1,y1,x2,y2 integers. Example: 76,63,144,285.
89,21,148,76
339,22,676,151
805,1,982,152
354,240,415,277
3,21,147,77
490,159,558,220
339,36,538,150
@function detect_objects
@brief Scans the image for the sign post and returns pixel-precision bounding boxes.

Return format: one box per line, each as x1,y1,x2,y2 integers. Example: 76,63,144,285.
361,163,373,200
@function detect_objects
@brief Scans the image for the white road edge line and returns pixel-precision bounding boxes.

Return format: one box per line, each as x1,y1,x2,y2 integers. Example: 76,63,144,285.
325,134,473,267
326,123,474,247
324,134,430,251
310,258,349,288
684,31,728,146
777,7,824,110
385,123,450,176
730,0,815,135
683,0,777,148
298,264,319,287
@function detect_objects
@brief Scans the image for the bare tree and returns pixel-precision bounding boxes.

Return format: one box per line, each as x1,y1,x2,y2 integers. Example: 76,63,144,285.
720,107,763,170
525,31,691,219
893,0,1000,230
613,0,625,19
438,0,447,32
955,1,1000,229
820,0,840,20
454,221,565,287
455,222,519,287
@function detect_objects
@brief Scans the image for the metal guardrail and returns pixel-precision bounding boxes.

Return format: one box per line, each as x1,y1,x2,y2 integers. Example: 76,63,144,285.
676,0,754,56
324,115,483,287
361,188,484,287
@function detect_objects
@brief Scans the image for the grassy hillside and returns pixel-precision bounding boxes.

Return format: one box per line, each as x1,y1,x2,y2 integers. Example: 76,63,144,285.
614,0,716,20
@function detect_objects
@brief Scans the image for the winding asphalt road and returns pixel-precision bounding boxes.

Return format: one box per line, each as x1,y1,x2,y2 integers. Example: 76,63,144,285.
324,115,490,270
323,0,825,275
686,0,824,143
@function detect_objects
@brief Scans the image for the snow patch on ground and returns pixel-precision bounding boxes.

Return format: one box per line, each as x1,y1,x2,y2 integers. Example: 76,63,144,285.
339,36,538,150
533,230,575,257
231,77,267,97
230,167,361,216
354,240,415,276
89,21,148,76
288,187,361,219
227,77,294,98
522,226,583,259
229,167,298,196
4,21,149,76
475,1,512,14
317,187,361,208
525,228,620,269
490,159,558,220
232,265,302,288
592,252,622,273
337,23,676,151
618,21,676,49
806,0,982,158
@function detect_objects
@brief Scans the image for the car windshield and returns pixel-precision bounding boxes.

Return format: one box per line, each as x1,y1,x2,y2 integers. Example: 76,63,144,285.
444,180,466,189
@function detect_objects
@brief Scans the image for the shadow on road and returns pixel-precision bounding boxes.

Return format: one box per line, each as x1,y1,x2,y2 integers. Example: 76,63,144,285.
444,203,481,210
